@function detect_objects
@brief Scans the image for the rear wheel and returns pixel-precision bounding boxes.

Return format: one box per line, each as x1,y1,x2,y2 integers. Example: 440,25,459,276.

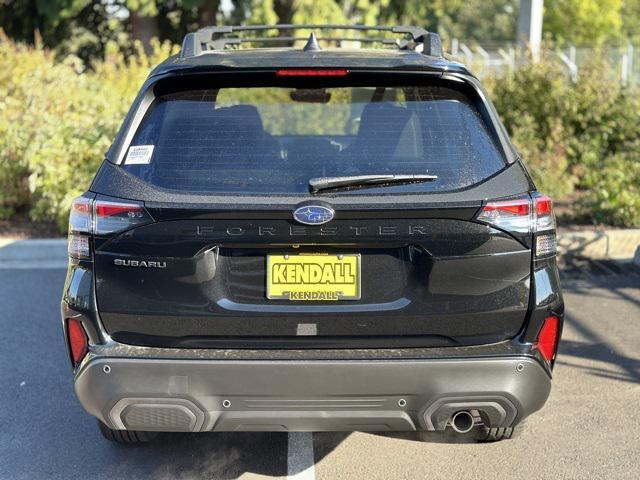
475,420,526,443
97,421,158,444
475,426,514,442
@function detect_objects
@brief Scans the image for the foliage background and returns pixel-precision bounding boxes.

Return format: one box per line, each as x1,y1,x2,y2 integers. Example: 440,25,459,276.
2,1,639,65
485,53,640,226
0,0,639,230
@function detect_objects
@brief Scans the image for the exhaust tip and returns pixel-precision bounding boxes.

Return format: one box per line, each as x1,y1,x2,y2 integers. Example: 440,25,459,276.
450,410,475,434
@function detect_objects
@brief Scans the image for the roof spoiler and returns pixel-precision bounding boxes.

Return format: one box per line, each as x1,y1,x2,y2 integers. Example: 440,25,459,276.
180,24,443,59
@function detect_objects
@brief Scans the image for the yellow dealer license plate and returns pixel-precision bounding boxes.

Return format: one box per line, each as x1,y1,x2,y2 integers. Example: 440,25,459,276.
266,254,361,301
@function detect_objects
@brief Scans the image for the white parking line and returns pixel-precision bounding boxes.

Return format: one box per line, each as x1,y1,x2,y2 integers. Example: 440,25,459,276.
287,432,316,480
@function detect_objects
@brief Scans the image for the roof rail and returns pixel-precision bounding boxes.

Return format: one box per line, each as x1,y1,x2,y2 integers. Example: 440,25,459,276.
180,24,443,59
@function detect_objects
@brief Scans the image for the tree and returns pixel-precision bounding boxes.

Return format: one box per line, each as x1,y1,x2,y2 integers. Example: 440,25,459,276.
0,1,129,64
246,0,278,25
543,0,623,45
439,0,519,43
621,0,640,43
126,0,159,54
196,0,219,25
246,0,349,41
289,0,348,25
379,0,518,43
156,1,223,46
3,0,636,64
0,0,91,46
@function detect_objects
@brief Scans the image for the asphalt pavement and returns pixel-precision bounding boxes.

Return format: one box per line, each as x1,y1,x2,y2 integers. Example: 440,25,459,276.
0,243,638,480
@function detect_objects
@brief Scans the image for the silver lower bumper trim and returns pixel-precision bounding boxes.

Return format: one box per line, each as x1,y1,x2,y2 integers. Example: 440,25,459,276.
75,356,551,432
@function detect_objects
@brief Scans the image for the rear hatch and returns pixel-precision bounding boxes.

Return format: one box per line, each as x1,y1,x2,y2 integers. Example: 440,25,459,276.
90,71,534,349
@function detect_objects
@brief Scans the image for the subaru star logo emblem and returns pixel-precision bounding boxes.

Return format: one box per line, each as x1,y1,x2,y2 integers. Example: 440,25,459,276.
293,205,335,225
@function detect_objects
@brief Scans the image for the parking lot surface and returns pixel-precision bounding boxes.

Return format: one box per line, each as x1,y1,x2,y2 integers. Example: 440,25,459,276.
0,256,638,479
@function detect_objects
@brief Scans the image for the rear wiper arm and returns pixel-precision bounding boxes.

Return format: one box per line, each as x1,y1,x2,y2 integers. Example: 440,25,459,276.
309,174,438,193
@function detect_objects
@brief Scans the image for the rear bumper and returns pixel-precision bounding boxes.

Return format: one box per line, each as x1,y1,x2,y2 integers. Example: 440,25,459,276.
75,354,551,433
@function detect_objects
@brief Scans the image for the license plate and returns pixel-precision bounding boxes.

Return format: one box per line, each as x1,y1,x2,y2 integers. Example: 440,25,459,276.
266,254,361,301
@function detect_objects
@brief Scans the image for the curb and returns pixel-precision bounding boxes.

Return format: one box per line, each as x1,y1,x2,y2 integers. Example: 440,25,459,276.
0,238,68,269
557,228,640,263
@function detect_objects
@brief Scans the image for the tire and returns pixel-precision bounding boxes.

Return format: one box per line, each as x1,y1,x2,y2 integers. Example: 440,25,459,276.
475,419,526,443
97,421,159,444
475,426,514,442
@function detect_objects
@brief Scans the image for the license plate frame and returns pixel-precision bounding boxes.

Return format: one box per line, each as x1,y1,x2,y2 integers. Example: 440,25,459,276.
266,253,361,301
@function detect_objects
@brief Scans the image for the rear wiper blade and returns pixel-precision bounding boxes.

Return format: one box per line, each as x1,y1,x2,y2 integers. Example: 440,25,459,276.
309,174,438,193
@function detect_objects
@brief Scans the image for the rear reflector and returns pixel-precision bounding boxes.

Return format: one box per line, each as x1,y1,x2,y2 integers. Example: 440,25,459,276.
537,316,560,363
66,318,88,367
276,69,349,77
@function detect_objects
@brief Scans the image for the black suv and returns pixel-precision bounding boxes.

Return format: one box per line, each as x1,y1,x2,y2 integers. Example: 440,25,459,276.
61,25,563,443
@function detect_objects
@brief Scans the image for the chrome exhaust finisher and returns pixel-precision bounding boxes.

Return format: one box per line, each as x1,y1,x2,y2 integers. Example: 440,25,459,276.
450,410,475,433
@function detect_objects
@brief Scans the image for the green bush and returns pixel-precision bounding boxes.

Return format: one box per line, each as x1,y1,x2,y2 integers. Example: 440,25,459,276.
577,152,640,226
486,50,640,226
0,35,175,230
0,37,41,218
508,114,575,199
0,37,638,230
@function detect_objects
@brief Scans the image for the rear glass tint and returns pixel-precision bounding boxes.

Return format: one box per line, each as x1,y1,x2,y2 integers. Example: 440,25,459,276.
122,85,506,194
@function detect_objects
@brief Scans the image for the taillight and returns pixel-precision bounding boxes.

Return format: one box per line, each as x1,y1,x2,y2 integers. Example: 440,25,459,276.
66,318,88,367
476,193,557,257
536,315,560,363
68,197,92,259
476,196,532,233
69,197,92,233
276,69,349,77
533,194,555,232
93,200,152,235
67,196,152,259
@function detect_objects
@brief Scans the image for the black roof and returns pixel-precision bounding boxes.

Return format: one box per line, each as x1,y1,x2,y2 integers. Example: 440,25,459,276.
148,25,472,78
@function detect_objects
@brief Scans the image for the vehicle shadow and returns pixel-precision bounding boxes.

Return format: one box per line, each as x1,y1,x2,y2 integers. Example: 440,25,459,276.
97,430,348,479
111,431,290,479
556,288,640,384
313,428,480,459
557,336,640,384
108,428,481,479
561,262,640,309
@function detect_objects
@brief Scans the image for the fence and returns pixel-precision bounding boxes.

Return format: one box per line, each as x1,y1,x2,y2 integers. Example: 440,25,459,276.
449,40,638,86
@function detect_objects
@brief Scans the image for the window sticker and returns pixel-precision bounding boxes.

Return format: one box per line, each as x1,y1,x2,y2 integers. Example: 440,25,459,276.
125,145,154,165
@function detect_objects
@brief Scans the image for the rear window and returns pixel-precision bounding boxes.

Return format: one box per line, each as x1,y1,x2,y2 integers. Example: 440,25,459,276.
122,85,506,194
